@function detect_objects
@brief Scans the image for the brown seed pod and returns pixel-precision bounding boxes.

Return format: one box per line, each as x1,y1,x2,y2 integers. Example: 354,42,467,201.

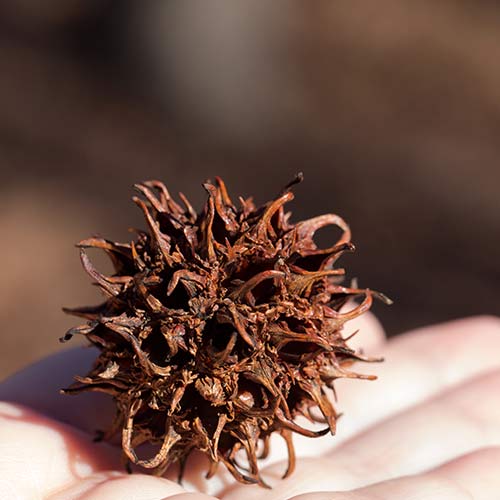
61,174,389,487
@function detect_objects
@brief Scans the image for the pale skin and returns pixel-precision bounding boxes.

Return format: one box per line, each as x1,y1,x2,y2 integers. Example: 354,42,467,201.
1,314,500,499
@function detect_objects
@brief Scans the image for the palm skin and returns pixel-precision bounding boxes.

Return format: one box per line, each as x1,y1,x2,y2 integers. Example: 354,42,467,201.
1,314,499,500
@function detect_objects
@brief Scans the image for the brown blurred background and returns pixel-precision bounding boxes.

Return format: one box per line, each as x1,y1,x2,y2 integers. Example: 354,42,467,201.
1,0,499,379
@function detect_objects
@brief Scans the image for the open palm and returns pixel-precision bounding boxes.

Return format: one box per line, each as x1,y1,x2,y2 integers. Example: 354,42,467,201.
1,314,499,500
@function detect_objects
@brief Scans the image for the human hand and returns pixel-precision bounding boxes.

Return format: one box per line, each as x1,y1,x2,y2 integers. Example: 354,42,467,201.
1,315,499,499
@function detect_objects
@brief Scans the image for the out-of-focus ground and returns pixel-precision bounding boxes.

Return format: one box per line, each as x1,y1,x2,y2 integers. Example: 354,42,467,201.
1,1,499,379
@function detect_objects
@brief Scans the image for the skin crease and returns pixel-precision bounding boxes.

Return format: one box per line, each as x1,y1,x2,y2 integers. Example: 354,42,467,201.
0,314,499,499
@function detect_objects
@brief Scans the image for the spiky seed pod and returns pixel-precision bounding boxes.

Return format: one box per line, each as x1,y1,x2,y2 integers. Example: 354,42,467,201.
62,175,388,487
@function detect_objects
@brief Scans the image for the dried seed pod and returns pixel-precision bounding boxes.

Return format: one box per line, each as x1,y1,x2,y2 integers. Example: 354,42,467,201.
62,175,389,487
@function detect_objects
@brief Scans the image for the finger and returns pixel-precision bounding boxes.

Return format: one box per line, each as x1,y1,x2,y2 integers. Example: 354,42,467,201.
333,315,500,443
0,346,115,435
330,368,500,485
288,447,500,500
0,401,120,500
427,446,500,499
45,472,214,500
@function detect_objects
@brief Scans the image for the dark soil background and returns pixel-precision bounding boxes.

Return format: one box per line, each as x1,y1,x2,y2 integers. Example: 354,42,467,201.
1,1,499,379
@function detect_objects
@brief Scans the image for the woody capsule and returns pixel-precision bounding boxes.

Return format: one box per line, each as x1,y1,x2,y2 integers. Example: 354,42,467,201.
61,174,390,487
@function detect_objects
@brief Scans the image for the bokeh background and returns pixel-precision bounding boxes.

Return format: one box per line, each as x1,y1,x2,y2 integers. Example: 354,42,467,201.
1,0,499,379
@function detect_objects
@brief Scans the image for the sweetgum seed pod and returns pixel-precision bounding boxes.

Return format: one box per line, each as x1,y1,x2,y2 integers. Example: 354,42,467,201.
61,175,388,487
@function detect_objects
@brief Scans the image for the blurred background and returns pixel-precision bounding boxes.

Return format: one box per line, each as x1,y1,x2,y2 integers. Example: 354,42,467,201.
1,0,499,379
